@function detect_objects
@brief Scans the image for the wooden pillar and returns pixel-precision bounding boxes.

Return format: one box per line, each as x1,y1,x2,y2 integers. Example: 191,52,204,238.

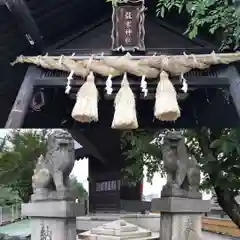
5,66,41,128
218,65,240,121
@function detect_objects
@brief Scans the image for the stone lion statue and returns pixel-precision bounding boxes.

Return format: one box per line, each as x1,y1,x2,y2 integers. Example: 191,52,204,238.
32,130,75,196
162,131,201,197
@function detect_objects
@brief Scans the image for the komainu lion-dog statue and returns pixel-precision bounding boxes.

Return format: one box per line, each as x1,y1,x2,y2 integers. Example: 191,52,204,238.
162,131,201,199
31,130,76,201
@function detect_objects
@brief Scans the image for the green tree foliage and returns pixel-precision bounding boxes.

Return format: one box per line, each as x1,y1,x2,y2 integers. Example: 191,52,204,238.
69,176,88,199
121,128,240,227
121,130,164,185
156,0,240,50
104,0,240,49
0,130,48,203
0,129,88,204
105,0,240,49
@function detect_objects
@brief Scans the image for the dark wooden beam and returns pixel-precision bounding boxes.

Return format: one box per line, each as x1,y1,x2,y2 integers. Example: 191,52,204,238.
5,66,42,128
120,200,151,212
196,88,240,127
50,47,219,56
4,0,44,53
75,147,88,160
69,129,108,164
34,76,229,88
217,65,240,121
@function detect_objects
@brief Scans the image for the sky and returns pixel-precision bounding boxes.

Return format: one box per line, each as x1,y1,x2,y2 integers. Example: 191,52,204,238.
0,129,211,200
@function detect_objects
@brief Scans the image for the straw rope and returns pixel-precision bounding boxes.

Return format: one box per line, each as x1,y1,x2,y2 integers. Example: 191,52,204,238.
12,51,240,127
11,51,240,79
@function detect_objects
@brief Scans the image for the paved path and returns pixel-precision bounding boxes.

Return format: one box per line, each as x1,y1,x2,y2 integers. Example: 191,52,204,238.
0,219,239,239
202,231,239,240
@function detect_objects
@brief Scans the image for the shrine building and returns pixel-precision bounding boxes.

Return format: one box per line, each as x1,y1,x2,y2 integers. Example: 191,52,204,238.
1,0,240,213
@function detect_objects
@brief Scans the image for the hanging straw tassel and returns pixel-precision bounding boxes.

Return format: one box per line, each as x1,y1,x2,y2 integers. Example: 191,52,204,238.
154,71,180,121
112,73,138,129
71,71,98,123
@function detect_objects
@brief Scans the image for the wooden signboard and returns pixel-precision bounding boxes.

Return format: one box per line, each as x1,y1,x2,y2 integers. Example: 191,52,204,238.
111,0,146,52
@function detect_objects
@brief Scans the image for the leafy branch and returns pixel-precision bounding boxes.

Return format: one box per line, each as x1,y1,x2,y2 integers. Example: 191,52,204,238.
156,0,240,50
121,128,240,196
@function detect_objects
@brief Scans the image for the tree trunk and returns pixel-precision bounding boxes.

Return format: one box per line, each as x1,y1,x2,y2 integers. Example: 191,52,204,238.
214,185,240,228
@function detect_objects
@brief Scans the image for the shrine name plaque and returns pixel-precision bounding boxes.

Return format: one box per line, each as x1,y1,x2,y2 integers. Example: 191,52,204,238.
112,2,146,52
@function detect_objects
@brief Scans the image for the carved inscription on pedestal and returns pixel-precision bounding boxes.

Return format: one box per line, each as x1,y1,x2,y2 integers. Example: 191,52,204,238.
40,225,52,240
184,216,194,239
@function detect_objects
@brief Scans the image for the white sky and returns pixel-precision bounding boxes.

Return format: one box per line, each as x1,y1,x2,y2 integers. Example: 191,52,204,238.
0,129,211,200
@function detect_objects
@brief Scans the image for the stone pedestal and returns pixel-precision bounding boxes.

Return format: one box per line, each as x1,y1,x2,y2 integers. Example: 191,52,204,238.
22,201,85,240
152,197,211,240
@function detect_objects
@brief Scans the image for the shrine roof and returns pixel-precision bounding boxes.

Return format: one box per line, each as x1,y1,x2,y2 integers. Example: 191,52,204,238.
0,0,236,127
0,0,215,65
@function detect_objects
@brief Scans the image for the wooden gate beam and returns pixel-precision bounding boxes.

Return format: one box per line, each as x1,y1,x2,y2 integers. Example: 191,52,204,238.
217,65,240,121
5,66,42,128
69,129,108,164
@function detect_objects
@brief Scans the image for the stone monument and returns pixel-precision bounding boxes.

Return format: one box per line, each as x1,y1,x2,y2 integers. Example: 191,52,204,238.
22,130,84,240
152,131,211,240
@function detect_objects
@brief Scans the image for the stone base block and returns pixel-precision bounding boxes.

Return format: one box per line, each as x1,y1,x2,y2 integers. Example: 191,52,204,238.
31,190,74,202
22,201,84,240
161,187,202,199
151,197,211,213
22,201,84,218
